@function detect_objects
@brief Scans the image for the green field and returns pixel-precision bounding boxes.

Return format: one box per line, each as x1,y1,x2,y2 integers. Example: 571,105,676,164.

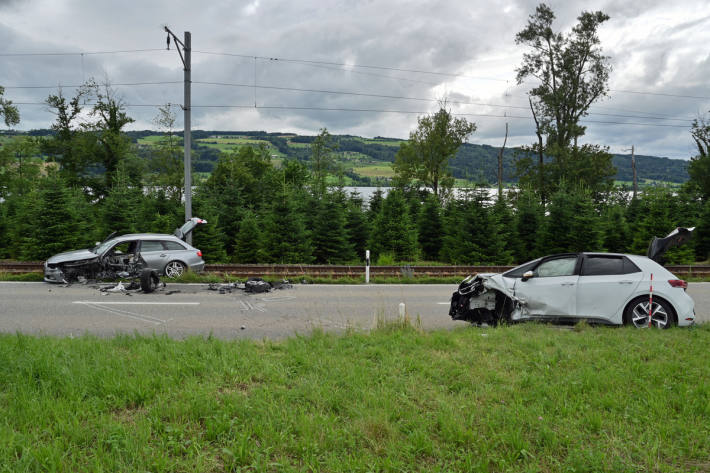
351,164,396,178
1,324,708,472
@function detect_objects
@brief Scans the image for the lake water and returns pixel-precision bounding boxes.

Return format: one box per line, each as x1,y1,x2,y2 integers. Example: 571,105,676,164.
343,186,503,202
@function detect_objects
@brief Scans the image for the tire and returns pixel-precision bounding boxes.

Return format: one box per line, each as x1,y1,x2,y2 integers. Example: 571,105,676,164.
623,296,674,329
164,261,186,278
140,269,160,293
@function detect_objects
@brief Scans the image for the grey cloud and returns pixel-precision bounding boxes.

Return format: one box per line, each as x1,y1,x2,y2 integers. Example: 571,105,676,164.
1,0,707,158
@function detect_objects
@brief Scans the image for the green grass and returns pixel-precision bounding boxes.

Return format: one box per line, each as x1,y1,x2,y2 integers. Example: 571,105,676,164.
0,271,44,281
1,324,708,472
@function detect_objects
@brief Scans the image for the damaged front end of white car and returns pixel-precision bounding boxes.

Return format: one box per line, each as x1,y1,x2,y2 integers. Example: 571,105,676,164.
449,273,523,325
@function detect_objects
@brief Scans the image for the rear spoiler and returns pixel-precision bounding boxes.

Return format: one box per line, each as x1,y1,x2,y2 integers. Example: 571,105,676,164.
647,227,695,263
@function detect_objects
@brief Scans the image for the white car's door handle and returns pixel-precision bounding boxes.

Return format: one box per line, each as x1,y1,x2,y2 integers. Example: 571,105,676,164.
560,282,576,286
160,253,167,257
618,281,634,284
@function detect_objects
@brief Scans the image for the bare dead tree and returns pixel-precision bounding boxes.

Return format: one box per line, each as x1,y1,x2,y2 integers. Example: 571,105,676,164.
498,122,508,201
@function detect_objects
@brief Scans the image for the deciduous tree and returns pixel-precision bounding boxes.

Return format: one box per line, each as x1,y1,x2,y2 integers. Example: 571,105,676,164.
515,4,614,198
392,107,475,199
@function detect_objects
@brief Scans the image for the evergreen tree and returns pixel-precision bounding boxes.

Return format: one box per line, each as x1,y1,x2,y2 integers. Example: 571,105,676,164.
99,162,143,237
602,205,630,253
20,175,80,260
512,189,544,262
695,199,710,261
490,198,514,264
369,190,418,261
439,190,498,264
367,188,385,222
262,193,313,264
629,187,675,255
234,211,262,263
191,200,227,263
440,198,470,264
543,184,602,253
312,195,353,264
418,194,443,261
345,194,370,262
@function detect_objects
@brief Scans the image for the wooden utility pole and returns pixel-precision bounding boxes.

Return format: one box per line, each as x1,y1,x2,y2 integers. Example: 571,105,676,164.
624,145,637,199
497,122,508,201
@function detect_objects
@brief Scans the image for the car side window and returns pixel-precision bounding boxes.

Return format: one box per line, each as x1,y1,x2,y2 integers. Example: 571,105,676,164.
503,260,539,278
141,241,164,252
111,241,138,255
581,256,641,275
163,241,187,251
534,257,577,277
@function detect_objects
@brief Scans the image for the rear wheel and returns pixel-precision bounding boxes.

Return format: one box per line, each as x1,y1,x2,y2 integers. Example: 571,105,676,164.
623,297,674,329
164,261,186,278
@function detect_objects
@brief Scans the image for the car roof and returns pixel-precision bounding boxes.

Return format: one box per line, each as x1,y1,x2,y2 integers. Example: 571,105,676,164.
111,233,181,241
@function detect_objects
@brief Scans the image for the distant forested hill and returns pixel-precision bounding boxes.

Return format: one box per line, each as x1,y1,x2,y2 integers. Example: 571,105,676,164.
8,129,690,185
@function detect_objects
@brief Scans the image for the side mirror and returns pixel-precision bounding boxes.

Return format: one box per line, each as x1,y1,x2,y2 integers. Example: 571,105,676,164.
521,270,534,282
95,242,101,246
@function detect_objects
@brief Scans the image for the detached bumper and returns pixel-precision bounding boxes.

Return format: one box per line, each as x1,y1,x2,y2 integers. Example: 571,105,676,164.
44,262,65,283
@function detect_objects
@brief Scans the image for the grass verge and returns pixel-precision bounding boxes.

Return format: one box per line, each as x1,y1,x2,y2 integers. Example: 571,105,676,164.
1,324,708,472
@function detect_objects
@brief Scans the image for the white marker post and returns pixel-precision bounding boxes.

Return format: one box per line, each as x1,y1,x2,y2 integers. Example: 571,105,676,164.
648,273,654,328
365,250,370,284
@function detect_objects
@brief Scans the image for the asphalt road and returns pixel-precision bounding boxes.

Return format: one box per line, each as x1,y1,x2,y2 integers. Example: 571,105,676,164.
0,282,708,339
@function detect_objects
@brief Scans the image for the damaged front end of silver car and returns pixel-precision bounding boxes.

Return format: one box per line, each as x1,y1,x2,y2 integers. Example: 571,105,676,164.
449,274,522,325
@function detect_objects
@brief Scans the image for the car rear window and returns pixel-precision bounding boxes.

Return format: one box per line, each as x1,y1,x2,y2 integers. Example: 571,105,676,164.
163,241,187,251
141,241,164,252
581,256,641,275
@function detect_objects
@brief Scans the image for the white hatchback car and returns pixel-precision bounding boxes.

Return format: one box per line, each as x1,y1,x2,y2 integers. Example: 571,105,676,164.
449,252,695,328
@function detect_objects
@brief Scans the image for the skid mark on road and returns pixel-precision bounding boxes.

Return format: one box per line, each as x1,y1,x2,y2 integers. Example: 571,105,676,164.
239,300,266,312
73,301,171,325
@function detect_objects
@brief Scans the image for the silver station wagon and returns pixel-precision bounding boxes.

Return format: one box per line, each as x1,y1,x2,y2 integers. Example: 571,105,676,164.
44,218,207,283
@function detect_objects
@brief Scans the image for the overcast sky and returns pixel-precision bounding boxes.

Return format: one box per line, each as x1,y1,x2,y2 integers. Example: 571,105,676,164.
1,0,708,159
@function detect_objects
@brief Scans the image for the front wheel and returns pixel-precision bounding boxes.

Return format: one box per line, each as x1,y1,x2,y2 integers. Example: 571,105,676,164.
164,261,186,278
623,297,674,329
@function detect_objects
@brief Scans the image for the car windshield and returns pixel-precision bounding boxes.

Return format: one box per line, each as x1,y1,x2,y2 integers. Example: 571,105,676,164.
93,239,117,255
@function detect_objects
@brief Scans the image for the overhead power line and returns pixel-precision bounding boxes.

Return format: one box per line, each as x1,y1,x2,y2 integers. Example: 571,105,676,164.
0,48,166,57
192,80,694,122
3,81,182,89
193,50,508,82
11,100,692,127
193,49,710,101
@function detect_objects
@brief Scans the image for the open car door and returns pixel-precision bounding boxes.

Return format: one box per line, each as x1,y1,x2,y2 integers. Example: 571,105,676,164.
647,227,695,263
173,217,207,241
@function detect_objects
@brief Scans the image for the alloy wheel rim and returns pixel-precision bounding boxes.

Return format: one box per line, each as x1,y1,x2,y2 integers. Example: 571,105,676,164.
631,301,668,328
165,262,184,278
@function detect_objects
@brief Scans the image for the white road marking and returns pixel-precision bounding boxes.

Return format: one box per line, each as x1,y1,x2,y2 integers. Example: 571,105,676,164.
73,301,199,305
259,296,296,302
437,302,451,305
75,301,168,325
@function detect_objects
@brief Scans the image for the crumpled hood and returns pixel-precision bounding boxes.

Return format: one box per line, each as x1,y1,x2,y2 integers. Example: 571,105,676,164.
482,273,516,298
46,249,98,265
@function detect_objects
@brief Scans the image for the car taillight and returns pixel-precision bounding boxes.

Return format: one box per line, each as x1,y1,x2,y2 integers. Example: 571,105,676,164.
197,250,202,258
668,279,687,289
